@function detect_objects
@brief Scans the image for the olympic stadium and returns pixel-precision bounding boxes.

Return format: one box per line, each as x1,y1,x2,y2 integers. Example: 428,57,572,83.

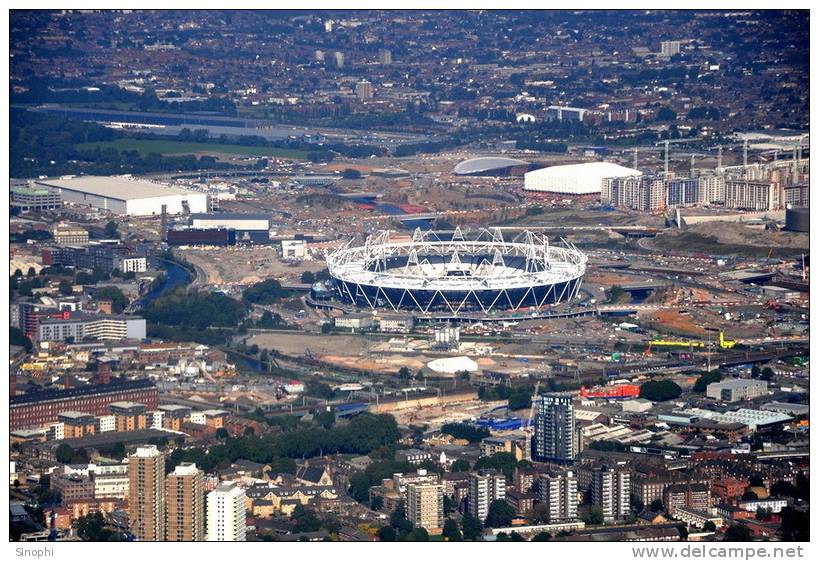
326,229,587,314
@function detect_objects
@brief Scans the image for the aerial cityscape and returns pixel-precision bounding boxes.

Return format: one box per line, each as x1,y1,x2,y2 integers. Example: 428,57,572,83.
7,8,810,546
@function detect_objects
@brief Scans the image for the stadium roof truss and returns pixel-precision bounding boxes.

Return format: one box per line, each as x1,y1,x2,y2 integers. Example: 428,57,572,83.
327,228,587,314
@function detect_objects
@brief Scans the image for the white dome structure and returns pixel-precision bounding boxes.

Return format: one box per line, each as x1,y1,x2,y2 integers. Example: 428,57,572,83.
524,162,642,195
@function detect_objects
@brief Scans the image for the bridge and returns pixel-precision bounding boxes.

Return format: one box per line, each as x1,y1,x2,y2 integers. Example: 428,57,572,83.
720,270,777,283
769,277,809,292
619,282,670,292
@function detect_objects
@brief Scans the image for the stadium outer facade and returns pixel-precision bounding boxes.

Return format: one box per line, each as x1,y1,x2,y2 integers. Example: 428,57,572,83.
326,228,587,315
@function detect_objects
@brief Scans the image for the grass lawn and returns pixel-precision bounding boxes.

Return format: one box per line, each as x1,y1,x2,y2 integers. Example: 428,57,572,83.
75,138,309,160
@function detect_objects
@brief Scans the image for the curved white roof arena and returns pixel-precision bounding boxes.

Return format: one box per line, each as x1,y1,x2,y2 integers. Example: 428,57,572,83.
327,229,587,293
453,156,531,175
524,161,642,195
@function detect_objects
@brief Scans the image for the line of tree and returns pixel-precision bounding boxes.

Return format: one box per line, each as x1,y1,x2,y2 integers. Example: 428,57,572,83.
166,413,401,474
143,286,248,344
242,278,291,305
11,109,238,178
440,422,490,443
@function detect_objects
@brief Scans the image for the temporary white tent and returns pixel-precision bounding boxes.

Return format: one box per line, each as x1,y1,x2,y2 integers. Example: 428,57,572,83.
426,356,479,374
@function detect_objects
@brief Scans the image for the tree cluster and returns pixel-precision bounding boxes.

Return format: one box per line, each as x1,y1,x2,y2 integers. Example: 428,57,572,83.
639,380,682,402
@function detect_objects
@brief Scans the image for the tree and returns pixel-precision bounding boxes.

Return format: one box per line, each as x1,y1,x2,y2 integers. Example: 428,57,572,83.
10,327,33,352
508,388,532,411
532,531,551,541
292,504,322,533
630,493,645,515
703,521,717,532
315,410,336,430
243,279,289,305
104,221,119,239
58,279,74,296
639,380,682,402
300,270,316,284
656,107,677,121
443,494,455,515
779,507,809,541
461,512,484,541
795,471,809,501
216,427,229,439
342,168,362,179
76,511,115,541
450,459,470,472
741,490,759,501
607,285,628,304
693,370,722,392
405,527,429,541
440,423,490,443
442,518,461,541
378,526,397,542
397,366,413,381
370,496,384,511
27,266,36,277
390,503,413,533
650,499,664,513
582,505,605,525
724,524,753,542
473,452,519,479
93,286,129,313
55,443,78,464
485,499,516,528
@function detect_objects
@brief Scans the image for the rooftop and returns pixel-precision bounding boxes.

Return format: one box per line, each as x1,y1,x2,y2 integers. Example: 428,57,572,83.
453,156,531,175
190,212,271,221
36,176,200,201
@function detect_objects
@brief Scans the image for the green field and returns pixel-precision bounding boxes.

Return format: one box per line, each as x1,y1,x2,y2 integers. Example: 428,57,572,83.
74,138,309,160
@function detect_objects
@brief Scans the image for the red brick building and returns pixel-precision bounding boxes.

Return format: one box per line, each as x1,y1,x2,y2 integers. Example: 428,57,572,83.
10,379,157,430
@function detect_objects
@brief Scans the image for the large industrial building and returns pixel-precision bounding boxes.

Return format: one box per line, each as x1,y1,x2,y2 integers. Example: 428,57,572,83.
327,229,587,315
11,182,63,212
34,176,207,216
170,212,272,244
524,162,641,195
38,313,147,343
190,212,270,232
10,378,158,430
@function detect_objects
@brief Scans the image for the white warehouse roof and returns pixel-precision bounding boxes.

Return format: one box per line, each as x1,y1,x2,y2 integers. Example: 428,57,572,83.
36,176,201,201
35,175,208,216
524,162,641,195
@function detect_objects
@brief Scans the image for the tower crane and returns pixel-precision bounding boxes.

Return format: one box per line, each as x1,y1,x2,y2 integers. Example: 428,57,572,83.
525,380,541,431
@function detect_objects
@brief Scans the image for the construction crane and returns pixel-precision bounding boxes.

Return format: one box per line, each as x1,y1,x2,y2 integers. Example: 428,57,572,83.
719,331,736,349
525,380,541,432
645,331,735,354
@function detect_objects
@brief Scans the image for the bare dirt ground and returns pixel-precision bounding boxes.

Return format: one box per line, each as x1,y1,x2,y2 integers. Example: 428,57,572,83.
179,246,326,286
650,222,808,256
647,309,711,337
391,398,504,428
249,332,373,357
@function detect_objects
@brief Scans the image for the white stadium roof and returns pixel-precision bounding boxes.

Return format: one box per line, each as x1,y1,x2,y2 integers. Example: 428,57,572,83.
524,161,642,194
453,156,531,175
